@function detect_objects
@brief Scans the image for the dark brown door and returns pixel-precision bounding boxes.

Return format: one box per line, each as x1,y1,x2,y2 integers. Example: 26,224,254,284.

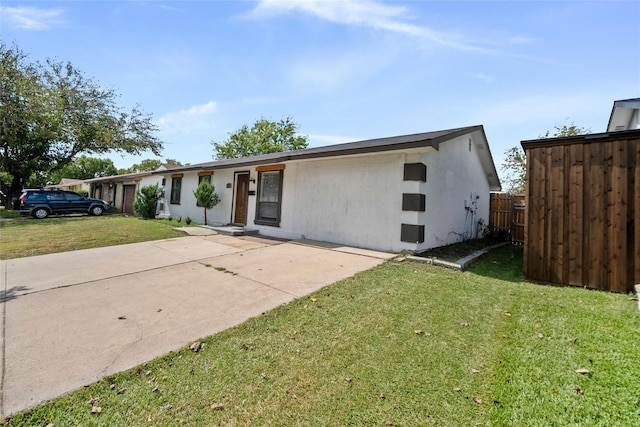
123,185,136,214
234,174,249,224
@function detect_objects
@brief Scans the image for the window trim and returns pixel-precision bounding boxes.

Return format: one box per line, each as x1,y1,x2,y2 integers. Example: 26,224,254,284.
254,169,283,227
170,176,182,205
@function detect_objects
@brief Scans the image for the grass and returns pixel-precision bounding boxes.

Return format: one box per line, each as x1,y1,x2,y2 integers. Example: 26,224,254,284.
0,215,194,259
0,208,21,219
4,246,639,426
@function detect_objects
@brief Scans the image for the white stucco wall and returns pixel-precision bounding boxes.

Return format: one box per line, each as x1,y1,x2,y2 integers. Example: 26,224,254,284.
281,153,407,251
163,132,493,253
163,170,238,225
417,133,491,252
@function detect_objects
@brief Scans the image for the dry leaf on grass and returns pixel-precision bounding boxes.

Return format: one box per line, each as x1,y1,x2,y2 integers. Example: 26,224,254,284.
190,341,202,352
91,406,102,414
575,368,590,375
210,403,225,410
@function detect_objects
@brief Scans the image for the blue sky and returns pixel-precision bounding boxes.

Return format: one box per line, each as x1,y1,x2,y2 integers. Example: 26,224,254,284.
2,1,639,178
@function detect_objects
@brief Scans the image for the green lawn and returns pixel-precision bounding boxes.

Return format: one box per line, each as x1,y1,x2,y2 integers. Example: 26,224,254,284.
4,246,638,426
0,215,193,259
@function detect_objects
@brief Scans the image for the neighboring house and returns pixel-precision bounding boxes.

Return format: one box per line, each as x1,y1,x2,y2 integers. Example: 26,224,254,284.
521,99,640,293
607,97,640,131
84,164,179,214
155,126,501,253
48,178,90,193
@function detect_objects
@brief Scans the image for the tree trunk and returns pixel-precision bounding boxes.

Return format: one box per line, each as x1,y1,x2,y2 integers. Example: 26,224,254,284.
8,174,25,210
203,208,208,225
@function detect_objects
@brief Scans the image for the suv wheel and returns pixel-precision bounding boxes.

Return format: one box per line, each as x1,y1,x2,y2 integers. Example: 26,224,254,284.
33,207,49,219
90,205,104,216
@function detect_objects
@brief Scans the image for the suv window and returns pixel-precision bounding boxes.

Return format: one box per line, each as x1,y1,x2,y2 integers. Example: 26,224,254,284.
26,192,48,201
64,192,83,201
47,192,65,201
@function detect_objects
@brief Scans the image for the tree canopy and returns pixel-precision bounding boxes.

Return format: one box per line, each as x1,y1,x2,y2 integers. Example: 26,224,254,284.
120,158,184,174
212,117,308,160
0,43,163,203
49,155,118,183
500,121,590,194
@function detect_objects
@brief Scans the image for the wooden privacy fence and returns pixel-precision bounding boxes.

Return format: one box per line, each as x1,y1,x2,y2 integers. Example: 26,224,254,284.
521,130,640,293
489,193,525,245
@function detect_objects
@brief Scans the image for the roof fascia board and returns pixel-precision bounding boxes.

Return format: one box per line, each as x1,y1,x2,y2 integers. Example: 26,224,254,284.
521,128,640,149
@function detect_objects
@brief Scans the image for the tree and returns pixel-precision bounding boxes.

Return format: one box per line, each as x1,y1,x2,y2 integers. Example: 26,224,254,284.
123,158,184,174
49,155,118,183
193,181,220,225
126,159,162,173
501,146,527,194
0,43,163,206
501,121,590,194
212,117,308,160
133,184,163,219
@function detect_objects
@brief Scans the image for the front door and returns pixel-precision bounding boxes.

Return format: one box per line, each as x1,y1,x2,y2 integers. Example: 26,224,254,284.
233,173,250,225
123,185,136,214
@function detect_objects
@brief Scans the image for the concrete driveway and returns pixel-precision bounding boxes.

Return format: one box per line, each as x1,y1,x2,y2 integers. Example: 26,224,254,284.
0,232,394,418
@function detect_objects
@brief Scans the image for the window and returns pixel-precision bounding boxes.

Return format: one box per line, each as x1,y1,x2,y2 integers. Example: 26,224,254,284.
64,192,83,201
255,170,283,226
170,176,182,204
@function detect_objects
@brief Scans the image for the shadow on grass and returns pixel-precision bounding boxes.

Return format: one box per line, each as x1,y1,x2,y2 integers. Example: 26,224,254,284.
466,244,524,283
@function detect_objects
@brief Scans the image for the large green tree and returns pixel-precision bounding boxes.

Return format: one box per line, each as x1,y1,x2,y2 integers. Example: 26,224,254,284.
212,117,308,160
0,43,163,204
501,121,590,194
121,158,184,174
49,155,118,183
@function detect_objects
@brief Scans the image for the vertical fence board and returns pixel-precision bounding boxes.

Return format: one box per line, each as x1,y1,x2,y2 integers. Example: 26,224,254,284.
568,144,584,286
588,142,606,290
634,141,640,286
610,139,628,292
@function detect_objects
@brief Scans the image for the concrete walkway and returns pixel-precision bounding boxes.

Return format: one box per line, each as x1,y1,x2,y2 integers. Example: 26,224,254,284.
0,234,394,418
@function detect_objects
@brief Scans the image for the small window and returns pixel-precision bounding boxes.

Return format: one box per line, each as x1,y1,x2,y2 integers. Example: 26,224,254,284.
170,177,182,204
255,170,283,226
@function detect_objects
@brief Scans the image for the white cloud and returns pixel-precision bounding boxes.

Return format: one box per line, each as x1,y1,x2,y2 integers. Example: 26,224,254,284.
0,6,66,30
156,101,219,136
249,0,522,54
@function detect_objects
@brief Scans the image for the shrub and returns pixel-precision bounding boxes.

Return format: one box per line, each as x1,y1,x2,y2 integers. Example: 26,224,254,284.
76,190,89,197
133,184,163,219
185,217,192,225
193,181,220,225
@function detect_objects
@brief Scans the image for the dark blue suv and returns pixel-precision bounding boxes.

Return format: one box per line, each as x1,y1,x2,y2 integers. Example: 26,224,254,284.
19,189,110,219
